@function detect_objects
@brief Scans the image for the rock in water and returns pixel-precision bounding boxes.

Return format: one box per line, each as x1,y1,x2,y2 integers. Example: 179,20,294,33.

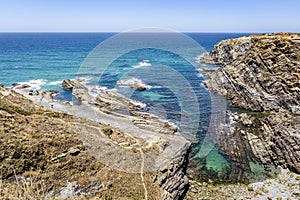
13,84,31,89
117,78,149,91
62,79,87,90
200,33,300,177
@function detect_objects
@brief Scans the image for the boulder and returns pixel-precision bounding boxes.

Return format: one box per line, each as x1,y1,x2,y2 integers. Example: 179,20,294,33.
117,78,149,91
62,79,86,90
14,84,31,89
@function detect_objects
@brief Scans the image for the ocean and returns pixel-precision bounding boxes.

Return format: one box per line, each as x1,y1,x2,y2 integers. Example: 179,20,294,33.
0,32,252,179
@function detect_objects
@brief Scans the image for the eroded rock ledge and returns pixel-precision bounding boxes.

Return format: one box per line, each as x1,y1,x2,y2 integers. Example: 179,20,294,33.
200,33,300,177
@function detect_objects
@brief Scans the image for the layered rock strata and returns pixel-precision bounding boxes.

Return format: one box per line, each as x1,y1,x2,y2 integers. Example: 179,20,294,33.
65,79,178,135
200,33,300,178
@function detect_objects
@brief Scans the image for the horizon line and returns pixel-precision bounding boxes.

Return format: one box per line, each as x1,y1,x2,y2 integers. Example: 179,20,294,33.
0,31,289,34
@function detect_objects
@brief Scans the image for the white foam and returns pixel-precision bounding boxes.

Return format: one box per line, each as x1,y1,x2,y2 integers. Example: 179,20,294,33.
48,80,62,85
195,55,204,63
76,77,92,84
133,60,152,68
18,79,47,90
197,73,204,78
196,68,203,72
130,99,147,108
89,85,108,97
117,78,152,89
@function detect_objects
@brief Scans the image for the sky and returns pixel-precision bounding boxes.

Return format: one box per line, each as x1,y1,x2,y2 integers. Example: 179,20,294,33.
0,0,299,32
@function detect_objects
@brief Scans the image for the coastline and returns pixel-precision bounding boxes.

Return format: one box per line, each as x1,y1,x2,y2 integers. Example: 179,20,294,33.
1,32,300,199
8,79,191,199
199,33,300,174
186,33,300,199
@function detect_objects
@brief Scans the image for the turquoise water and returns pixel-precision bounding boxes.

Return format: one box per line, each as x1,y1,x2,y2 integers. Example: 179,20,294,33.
194,142,230,173
0,32,252,178
0,33,248,87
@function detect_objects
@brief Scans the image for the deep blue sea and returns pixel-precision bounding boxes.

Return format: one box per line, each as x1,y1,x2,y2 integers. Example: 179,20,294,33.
0,32,252,179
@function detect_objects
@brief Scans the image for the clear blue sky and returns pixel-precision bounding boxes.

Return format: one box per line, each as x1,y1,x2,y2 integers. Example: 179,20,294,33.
0,0,299,32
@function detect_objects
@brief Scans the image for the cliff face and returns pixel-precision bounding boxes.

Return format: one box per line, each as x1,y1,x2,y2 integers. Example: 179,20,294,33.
200,33,300,176
200,33,300,113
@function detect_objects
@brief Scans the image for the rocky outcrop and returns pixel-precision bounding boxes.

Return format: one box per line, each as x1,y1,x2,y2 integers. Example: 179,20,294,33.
200,36,255,65
62,79,87,90
200,33,300,176
117,78,149,91
185,168,300,200
94,91,177,134
200,33,300,113
131,111,177,134
158,143,190,200
237,110,300,173
12,83,31,89
94,91,146,113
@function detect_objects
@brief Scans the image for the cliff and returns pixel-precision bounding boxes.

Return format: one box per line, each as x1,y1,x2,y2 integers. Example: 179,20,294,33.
199,33,300,178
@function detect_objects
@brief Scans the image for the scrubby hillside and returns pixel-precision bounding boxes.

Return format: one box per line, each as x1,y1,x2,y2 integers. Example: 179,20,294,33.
0,85,160,199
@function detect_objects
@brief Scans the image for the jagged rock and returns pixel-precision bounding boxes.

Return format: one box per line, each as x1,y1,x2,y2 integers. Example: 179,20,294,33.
117,78,149,91
62,79,87,90
291,105,300,115
201,33,300,112
94,91,146,113
38,90,59,101
72,88,90,104
13,84,31,89
238,113,254,126
93,91,178,134
158,143,190,200
12,83,20,87
131,111,177,134
199,36,255,64
200,33,300,175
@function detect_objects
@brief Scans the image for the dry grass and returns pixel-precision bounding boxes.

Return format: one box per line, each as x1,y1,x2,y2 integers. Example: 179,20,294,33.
0,86,163,199
0,175,46,200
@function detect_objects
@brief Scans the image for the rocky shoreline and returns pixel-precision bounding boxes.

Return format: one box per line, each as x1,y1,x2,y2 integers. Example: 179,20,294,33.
191,33,300,199
1,33,300,199
1,79,190,199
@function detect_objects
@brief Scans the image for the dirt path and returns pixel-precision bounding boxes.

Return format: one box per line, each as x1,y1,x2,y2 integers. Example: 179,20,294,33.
14,88,189,199
73,121,149,199
139,149,148,200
